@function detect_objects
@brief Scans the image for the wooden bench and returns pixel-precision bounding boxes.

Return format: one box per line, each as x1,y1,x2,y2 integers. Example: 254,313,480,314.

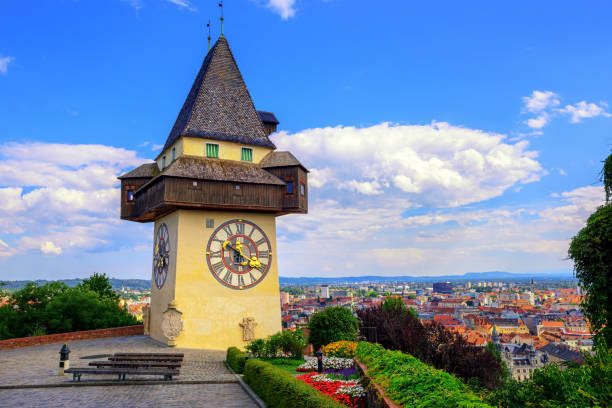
113,352,184,358
65,367,179,382
109,355,183,362
89,360,182,369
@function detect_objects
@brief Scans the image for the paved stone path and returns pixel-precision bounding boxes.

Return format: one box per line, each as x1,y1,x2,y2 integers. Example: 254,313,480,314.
0,335,259,407
0,383,257,407
0,335,235,386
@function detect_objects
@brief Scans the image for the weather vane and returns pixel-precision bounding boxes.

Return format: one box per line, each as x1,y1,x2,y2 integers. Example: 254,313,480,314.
219,1,224,36
207,19,211,50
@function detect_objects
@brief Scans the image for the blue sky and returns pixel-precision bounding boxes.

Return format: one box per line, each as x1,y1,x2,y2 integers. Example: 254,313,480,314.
1,0,611,280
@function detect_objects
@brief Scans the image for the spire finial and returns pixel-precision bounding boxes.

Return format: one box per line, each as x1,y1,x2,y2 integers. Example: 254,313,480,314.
219,1,224,36
207,19,211,51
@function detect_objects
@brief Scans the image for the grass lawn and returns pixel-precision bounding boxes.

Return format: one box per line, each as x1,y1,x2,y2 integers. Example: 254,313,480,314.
259,358,306,375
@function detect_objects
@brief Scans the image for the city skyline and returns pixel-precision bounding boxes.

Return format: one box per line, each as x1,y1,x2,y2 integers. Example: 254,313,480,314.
1,1,611,280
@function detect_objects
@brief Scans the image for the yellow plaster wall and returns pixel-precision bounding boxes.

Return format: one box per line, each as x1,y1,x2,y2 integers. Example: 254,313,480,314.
156,137,273,170
155,138,184,171
150,209,282,350
149,212,178,344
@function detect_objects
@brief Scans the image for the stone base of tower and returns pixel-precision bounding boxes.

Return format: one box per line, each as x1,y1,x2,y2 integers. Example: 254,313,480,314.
148,209,282,350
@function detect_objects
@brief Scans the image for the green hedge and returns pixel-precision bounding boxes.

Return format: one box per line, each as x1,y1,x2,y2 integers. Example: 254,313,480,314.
243,359,344,408
355,342,493,408
226,346,247,374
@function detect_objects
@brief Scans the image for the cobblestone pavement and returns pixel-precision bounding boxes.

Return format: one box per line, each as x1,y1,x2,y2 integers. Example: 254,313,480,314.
0,383,258,408
0,336,236,386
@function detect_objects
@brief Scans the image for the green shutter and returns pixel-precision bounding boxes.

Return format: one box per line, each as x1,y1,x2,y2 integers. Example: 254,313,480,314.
206,144,219,158
241,147,252,162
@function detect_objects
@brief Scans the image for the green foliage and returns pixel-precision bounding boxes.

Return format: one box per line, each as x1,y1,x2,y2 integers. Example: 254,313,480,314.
0,276,137,340
226,346,247,374
601,151,612,202
246,330,306,359
382,296,407,312
484,342,510,380
246,338,266,358
79,273,119,301
307,306,358,350
243,359,344,408
355,342,493,408
568,203,612,344
365,290,379,298
487,342,612,408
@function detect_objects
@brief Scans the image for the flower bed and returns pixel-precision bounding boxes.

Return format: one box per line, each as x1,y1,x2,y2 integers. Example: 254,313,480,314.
297,356,355,372
297,372,366,408
322,340,358,358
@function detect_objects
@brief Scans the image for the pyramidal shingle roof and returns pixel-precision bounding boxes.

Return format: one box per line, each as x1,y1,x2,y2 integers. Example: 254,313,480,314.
162,36,275,152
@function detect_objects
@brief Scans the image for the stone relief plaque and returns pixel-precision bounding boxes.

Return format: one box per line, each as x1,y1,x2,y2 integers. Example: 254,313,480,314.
161,300,183,346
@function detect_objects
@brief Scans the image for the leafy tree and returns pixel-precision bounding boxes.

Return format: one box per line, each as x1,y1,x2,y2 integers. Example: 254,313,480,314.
568,151,612,344
79,272,119,301
0,275,137,340
365,290,379,298
382,296,407,312
308,306,358,350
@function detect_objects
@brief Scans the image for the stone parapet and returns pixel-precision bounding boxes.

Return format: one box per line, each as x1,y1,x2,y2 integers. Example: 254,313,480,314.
0,325,144,350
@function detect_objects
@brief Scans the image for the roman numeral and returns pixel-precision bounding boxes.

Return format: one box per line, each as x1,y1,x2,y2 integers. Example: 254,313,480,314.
237,274,245,287
249,272,258,284
222,270,233,284
236,222,245,234
212,261,225,275
258,252,269,259
222,225,233,237
248,226,256,238
256,263,268,273
212,238,224,245
210,250,222,258
255,238,266,246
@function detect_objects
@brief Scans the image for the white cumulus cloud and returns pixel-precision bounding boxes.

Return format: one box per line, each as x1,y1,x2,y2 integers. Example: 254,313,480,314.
254,0,297,19
522,90,610,130
0,55,14,74
40,241,62,255
559,101,611,123
0,142,150,257
523,90,560,113
273,121,542,207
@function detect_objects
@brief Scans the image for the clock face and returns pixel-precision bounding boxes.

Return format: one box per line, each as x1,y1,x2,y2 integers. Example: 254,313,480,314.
205,219,272,290
153,223,170,289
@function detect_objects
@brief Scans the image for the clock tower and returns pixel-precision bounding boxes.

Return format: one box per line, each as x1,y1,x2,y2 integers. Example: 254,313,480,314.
118,35,308,350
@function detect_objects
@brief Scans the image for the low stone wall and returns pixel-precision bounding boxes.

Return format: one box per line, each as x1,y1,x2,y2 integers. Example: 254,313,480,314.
0,325,144,350
354,358,402,408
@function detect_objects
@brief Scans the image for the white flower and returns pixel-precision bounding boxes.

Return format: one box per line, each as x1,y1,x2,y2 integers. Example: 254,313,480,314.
336,384,366,398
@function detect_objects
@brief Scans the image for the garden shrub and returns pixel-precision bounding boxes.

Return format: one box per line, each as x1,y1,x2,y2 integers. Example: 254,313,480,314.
355,342,493,408
226,346,247,374
246,329,306,359
308,306,358,350
243,359,344,408
358,304,502,389
322,340,358,358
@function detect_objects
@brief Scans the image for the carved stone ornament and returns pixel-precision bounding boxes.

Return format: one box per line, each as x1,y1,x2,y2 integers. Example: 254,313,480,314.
161,300,183,346
142,306,151,335
239,317,257,342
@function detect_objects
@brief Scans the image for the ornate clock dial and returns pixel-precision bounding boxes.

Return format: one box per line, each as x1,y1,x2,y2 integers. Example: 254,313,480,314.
153,223,170,289
205,219,272,290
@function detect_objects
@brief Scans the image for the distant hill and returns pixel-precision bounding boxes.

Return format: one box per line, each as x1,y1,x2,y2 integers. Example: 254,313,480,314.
1,278,151,292
278,271,575,286
1,271,575,291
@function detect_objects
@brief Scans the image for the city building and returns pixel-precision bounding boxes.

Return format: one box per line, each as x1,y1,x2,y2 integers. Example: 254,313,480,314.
433,282,453,294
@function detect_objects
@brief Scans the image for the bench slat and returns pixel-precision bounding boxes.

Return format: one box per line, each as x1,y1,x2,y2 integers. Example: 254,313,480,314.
89,361,181,368
113,353,184,357
109,356,183,362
